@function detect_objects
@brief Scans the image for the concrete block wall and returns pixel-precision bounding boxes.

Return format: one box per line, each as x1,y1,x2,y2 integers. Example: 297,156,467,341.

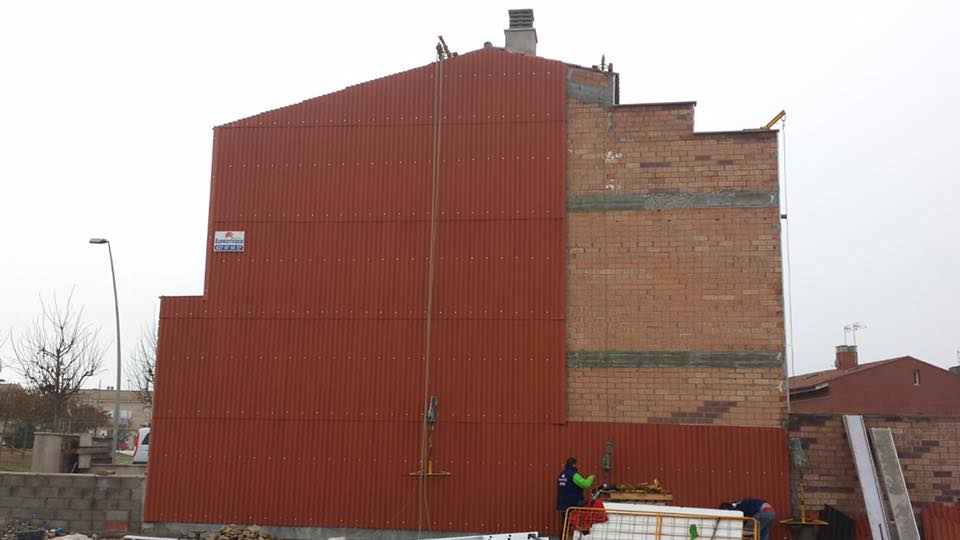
0,472,144,534
565,67,786,428
787,414,960,514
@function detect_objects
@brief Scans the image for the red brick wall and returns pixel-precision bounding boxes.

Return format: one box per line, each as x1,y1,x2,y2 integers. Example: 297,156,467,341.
787,414,960,514
565,72,786,428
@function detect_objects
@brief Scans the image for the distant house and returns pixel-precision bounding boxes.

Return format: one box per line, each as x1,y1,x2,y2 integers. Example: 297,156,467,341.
789,345,960,415
76,388,152,438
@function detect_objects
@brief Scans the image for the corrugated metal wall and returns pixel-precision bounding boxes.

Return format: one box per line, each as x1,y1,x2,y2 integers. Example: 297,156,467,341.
146,416,790,532
146,47,792,535
923,504,960,540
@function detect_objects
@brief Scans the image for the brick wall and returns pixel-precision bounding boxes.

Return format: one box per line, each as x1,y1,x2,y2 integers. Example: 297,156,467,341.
567,209,783,351
787,414,960,514
0,472,144,534
566,101,778,197
568,366,785,427
565,68,786,428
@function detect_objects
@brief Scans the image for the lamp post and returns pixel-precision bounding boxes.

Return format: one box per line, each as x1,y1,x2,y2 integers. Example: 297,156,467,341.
90,237,121,464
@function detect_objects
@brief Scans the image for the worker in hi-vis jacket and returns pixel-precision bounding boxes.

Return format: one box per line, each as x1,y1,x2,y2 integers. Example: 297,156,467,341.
556,457,595,538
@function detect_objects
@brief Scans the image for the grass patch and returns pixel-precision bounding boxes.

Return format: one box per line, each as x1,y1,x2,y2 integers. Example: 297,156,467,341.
0,450,32,472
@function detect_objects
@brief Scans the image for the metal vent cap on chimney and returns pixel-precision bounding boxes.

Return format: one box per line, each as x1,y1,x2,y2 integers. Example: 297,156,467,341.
509,9,534,29
504,9,537,56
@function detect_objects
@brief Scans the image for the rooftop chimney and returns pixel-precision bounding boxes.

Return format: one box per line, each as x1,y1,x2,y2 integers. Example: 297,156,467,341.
505,9,537,56
835,345,859,370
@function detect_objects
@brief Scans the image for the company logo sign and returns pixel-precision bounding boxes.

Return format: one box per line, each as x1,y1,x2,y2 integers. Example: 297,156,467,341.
214,231,245,252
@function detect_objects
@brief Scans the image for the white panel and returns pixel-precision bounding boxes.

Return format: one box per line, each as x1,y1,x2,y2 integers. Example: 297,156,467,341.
844,415,892,540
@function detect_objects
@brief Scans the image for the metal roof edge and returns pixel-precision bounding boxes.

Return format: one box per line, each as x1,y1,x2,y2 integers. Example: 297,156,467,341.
613,101,697,109
216,47,569,129
788,382,830,395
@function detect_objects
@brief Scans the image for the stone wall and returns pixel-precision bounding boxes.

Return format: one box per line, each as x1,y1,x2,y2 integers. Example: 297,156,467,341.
0,472,144,534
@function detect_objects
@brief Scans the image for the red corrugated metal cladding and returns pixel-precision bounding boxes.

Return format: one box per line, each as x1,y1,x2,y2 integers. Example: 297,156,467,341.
922,504,960,540
146,48,791,535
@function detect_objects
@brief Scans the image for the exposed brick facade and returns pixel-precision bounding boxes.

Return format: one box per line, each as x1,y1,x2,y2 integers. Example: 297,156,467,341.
564,67,786,428
567,209,783,351
566,101,779,197
787,414,960,514
568,366,785,427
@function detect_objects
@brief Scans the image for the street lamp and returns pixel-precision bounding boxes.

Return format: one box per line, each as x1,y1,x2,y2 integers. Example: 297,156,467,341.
90,237,121,464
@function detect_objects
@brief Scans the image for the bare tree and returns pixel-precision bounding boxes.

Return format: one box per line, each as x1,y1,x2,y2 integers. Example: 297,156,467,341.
128,318,157,406
5,293,105,430
0,333,7,380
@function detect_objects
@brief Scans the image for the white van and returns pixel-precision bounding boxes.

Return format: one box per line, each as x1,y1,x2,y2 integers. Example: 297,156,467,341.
132,426,150,464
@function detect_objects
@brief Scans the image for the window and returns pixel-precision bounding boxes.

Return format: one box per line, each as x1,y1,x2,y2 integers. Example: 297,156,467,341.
913,369,921,386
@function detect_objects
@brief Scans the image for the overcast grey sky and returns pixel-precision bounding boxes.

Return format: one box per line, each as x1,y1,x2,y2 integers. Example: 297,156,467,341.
1,0,958,389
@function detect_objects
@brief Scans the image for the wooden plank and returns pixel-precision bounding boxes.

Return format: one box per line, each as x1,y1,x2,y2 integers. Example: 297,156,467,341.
602,492,673,502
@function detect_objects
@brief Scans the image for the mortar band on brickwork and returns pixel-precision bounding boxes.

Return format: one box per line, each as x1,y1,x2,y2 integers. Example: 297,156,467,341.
567,350,784,368
568,191,779,212
612,101,697,109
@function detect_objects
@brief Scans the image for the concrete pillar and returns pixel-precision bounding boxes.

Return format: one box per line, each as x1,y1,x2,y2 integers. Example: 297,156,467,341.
31,432,79,473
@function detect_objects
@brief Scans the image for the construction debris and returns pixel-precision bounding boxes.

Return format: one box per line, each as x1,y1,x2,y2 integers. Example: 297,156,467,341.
1,520,93,540
1,519,28,540
616,479,665,494
596,479,673,504
210,525,273,540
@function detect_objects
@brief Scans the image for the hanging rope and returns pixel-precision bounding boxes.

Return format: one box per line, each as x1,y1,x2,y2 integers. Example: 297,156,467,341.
417,53,444,536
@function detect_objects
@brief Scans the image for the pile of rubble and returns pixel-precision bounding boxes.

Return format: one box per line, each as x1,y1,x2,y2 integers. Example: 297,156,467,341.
0,520,91,540
211,525,273,540
1,519,27,540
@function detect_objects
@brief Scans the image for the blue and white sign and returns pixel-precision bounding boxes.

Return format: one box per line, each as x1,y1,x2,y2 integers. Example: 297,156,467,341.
214,230,245,252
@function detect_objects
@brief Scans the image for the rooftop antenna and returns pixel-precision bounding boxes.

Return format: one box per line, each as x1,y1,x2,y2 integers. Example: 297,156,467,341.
593,54,609,71
843,322,867,346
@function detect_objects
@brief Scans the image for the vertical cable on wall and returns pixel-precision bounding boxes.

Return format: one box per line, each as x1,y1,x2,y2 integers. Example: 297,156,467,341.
417,54,444,535
781,119,797,378
775,113,797,417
